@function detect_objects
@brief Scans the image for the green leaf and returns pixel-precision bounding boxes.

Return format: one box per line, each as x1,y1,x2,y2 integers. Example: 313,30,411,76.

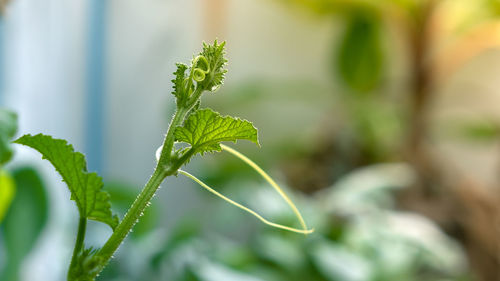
197,40,227,92
175,108,259,155
0,109,18,165
14,134,119,229
336,9,383,94
1,167,48,281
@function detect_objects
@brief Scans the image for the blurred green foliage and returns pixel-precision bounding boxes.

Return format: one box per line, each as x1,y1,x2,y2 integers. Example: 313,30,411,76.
336,8,383,94
0,108,18,226
0,167,49,281
454,119,500,143
0,170,14,223
0,109,17,166
135,163,470,281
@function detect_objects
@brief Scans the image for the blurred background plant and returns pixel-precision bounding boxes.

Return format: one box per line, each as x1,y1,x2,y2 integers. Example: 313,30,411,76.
1,0,500,280
270,1,500,280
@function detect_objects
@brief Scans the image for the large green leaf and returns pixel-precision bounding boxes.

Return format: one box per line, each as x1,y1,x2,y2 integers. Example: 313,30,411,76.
175,108,259,156
0,167,48,281
14,134,118,229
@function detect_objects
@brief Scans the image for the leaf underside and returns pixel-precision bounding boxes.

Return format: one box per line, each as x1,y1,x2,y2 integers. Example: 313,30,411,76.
175,108,259,155
14,134,118,229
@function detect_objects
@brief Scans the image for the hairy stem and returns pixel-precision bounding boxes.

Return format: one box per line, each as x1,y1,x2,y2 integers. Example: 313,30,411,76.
158,107,189,166
95,167,168,269
88,42,226,278
92,105,193,278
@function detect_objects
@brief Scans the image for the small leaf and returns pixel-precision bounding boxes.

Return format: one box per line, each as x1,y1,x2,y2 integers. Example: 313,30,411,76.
14,134,119,229
0,109,18,165
175,108,259,155
171,63,189,101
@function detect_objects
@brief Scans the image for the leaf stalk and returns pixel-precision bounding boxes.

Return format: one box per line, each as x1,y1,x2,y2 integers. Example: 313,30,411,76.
68,217,87,279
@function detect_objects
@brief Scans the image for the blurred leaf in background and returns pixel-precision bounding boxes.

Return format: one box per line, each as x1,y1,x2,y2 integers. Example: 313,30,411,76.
0,109,17,166
0,170,14,222
453,119,500,143
139,163,470,281
349,99,403,163
0,167,49,281
336,8,384,94
0,108,18,232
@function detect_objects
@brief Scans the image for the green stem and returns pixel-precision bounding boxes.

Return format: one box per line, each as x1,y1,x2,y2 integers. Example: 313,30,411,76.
95,167,168,268
68,217,87,279
188,87,204,105
90,60,211,277
158,107,189,166
92,106,193,278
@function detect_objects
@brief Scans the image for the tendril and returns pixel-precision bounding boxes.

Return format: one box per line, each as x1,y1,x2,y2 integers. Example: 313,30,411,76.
191,55,210,82
221,144,312,233
179,170,313,235
192,69,206,82
178,144,314,235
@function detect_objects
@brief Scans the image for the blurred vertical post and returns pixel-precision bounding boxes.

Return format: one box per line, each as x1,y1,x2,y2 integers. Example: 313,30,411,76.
202,0,227,39
86,0,107,173
0,16,4,106
0,1,6,106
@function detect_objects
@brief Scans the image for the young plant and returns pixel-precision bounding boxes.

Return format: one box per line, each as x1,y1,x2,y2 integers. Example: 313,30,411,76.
14,40,312,280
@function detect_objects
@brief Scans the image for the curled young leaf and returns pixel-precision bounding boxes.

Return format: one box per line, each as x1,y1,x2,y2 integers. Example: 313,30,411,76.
170,41,227,108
